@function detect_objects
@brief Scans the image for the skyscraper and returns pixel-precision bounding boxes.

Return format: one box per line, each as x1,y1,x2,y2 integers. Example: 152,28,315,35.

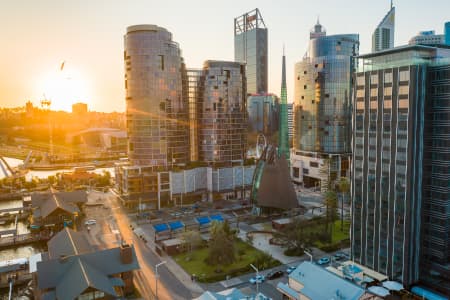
197,61,247,165
247,93,278,135
234,8,268,94
124,25,189,167
351,45,450,294
372,3,395,52
445,21,450,45
291,21,359,188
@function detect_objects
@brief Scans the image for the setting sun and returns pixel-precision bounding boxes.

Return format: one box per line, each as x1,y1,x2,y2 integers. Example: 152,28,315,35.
37,63,91,111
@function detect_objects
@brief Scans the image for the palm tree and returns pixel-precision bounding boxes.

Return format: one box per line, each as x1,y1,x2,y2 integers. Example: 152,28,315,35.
324,190,338,241
338,177,350,231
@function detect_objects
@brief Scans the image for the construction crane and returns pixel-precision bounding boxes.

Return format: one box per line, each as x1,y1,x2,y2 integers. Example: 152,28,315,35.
40,95,53,159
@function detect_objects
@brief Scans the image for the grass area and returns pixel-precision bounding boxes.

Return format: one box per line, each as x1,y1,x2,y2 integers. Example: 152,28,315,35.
330,219,350,243
174,239,280,283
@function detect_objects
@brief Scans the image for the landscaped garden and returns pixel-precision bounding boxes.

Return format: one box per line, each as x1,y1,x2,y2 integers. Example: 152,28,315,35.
174,221,280,283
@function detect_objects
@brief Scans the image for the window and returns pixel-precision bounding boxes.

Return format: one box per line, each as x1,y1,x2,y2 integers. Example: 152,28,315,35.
293,167,300,178
303,168,309,175
310,161,319,168
385,72,393,83
158,55,164,70
399,70,410,81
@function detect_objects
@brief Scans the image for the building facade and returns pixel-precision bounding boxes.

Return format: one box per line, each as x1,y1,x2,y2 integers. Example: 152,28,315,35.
247,93,278,135
409,31,445,46
351,45,450,294
124,25,189,167
446,22,450,45
372,5,395,52
291,22,359,188
197,61,247,165
234,8,268,94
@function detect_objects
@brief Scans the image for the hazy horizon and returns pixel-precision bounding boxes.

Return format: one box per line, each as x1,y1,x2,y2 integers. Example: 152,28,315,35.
1,0,449,112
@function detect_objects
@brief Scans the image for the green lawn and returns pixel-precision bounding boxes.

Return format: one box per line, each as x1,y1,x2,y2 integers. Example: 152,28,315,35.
330,219,350,243
174,239,280,282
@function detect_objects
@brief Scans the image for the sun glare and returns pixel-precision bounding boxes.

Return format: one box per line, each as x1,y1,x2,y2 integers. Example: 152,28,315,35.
38,65,91,112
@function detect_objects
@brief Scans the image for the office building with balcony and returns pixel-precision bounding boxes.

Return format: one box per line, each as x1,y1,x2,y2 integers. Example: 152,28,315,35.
351,44,450,295
291,21,359,188
372,4,395,52
124,25,189,167
234,8,268,94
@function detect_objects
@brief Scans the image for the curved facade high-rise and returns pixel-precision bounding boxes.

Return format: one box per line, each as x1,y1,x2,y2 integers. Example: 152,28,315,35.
291,22,359,188
124,25,189,167
198,61,247,164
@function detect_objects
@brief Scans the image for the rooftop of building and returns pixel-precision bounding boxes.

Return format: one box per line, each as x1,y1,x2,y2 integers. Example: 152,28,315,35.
31,190,87,219
357,44,450,71
36,228,139,300
126,24,168,33
285,261,366,300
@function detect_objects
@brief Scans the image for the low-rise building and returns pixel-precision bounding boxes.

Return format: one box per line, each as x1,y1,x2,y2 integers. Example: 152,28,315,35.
115,162,255,209
30,190,87,230
277,262,371,300
33,228,139,300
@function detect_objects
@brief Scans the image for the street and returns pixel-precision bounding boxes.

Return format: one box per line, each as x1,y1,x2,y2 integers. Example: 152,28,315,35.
84,190,192,300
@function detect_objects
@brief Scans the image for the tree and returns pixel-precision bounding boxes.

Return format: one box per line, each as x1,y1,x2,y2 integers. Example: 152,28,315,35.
324,190,338,240
181,230,203,253
337,177,350,231
206,221,236,266
273,218,312,254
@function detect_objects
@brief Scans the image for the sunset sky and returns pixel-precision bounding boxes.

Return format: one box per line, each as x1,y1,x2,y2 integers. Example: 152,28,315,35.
1,0,449,112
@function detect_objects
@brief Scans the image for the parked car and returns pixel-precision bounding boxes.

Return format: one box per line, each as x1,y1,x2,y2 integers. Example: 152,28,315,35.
317,257,330,265
249,275,265,284
286,266,296,274
85,219,97,225
266,270,284,280
333,252,347,261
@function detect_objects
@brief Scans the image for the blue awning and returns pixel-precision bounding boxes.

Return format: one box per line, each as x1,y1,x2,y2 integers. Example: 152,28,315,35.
210,214,224,222
153,223,169,233
411,286,448,300
196,216,211,226
169,221,184,231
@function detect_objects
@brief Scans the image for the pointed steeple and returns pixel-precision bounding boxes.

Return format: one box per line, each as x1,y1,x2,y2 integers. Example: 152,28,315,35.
278,48,289,160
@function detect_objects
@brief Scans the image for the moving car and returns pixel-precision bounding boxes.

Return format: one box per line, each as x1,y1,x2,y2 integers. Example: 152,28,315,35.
85,219,97,225
317,257,330,265
266,270,284,280
249,275,265,284
286,266,296,274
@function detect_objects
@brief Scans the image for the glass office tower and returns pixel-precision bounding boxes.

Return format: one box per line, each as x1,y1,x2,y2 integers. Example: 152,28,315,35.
445,22,450,45
197,61,247,165
124,25,189,167
291,22,359,188
372,4,395,52
234,8,268,94
352,45,450,294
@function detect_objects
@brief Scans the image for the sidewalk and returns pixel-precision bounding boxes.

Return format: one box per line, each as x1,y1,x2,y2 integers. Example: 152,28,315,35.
130,222,205,297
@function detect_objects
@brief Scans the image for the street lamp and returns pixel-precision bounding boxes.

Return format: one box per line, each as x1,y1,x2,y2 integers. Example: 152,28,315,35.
250,263,260,295
304,249,313,262
155,261,166,299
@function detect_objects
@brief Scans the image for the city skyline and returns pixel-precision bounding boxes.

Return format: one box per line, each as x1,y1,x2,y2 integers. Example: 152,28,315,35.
1,0,449,112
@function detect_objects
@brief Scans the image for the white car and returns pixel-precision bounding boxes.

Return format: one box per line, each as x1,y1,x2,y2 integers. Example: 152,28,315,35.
85,219,97,225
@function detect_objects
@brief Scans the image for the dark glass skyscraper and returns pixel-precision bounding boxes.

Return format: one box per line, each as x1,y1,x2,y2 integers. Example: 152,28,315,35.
124,25,189,167
234,8,268,94
291,22,359,188
351,45,450,294
197,61,247,165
